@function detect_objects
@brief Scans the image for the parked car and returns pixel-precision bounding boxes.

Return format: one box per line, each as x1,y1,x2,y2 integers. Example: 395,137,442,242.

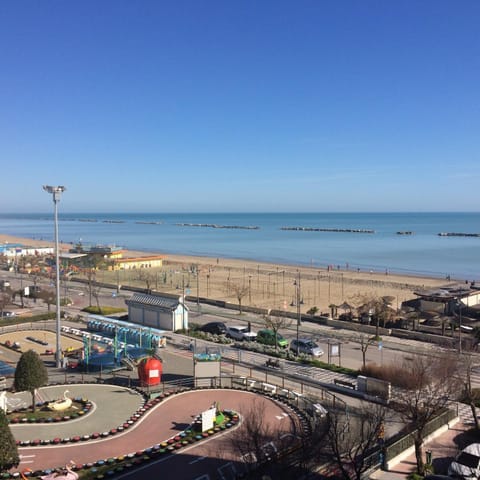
0,311,16,318
256,329,288,348
448,443,480,479
199,322,227,335
290,338,324,357
226,325,257,341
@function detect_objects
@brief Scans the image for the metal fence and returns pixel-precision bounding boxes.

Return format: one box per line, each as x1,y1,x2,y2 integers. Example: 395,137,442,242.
385,408,457,462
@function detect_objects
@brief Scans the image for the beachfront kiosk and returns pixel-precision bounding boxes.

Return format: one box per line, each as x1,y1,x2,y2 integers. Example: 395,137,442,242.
126,292,188,331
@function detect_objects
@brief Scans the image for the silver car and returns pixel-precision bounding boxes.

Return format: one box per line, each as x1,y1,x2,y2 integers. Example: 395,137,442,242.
226,325,257,341
290,338,324,357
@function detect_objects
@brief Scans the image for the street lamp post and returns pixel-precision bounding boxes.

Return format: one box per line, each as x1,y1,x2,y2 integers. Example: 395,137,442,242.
294,272,301,355
458,299,463,354
248,275,252,304
43,185,66,368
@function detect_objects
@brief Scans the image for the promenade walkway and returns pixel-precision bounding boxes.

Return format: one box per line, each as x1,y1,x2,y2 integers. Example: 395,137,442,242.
370,420,471,479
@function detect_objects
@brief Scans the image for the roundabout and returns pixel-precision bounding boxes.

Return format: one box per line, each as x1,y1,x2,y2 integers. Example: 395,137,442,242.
7,385,306,479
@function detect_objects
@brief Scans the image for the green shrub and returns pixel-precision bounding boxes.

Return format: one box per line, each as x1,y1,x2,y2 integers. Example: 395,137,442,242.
407,474,423,480
0,312,56,327
82,306,126,315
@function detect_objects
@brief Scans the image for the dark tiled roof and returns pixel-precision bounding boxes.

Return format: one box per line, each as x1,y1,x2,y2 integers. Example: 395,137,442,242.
126,293,180,311
413,284,475,300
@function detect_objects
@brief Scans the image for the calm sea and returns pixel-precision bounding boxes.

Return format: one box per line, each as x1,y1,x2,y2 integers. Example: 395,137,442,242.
0,212,479,281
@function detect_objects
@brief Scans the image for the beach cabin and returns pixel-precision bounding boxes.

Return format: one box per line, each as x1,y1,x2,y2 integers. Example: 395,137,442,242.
109,255,164,270
125,292,188,331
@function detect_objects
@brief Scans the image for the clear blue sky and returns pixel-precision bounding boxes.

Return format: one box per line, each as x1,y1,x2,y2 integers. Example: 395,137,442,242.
1,1,479,213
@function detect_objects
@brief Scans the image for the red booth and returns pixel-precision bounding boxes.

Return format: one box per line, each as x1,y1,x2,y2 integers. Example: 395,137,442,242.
137,357,163,386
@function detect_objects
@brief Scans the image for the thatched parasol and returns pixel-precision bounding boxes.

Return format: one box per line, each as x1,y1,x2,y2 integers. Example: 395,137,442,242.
338,301,353,311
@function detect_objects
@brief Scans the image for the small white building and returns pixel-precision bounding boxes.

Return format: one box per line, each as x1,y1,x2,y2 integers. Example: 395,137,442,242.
125,293,188,332
1,245,54,257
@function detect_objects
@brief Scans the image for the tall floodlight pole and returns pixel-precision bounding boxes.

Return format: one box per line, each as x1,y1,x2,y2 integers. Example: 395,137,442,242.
294,271,301,355
43,185,66,368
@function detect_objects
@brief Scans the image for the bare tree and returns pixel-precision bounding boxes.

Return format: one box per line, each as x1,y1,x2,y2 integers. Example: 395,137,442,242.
392,353,461,475
227,398,307,478
0,292,11,316
137,270,154,293
91,283,104,314
37,289,56,312
228,399,281,476
85,268,96,307
230,283,249,314
264,310,292,351
458,350,480,430
326,403,387,480
358,333,377,370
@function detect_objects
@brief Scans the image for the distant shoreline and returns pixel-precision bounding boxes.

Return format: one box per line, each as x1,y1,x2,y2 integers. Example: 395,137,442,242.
0,233,451,314
1,211,478,281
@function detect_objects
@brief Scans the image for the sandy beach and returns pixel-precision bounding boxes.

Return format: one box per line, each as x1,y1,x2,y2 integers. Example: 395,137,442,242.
0,233,449,315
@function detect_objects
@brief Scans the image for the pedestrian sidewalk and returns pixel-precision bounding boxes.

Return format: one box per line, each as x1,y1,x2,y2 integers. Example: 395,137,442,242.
370,420,470,479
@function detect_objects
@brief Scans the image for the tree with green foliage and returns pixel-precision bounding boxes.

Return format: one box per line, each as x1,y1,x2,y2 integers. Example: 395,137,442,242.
0,409,19,472
14,350,48,412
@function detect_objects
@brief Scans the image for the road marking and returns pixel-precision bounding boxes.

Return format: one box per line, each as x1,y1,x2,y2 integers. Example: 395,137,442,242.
218,461,236,479
189,456,206,465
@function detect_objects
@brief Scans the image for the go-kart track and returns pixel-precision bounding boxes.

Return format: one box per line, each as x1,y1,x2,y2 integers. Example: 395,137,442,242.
10,384,304,480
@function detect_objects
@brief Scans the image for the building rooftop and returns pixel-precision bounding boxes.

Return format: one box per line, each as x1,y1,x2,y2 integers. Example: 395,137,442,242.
414,283,477,301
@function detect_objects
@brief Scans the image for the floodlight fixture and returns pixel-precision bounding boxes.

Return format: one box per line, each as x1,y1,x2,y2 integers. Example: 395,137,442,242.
43,185,66,368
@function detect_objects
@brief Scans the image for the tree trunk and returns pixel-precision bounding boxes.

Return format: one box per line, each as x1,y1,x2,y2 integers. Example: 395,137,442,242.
414,437,424,475
31,390,36,413
470,402,480,430
95,294,102,314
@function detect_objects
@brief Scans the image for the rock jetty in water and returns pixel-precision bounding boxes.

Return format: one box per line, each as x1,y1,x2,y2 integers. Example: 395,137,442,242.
281,226,375,233
438,232,480,237
176,223,259,230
